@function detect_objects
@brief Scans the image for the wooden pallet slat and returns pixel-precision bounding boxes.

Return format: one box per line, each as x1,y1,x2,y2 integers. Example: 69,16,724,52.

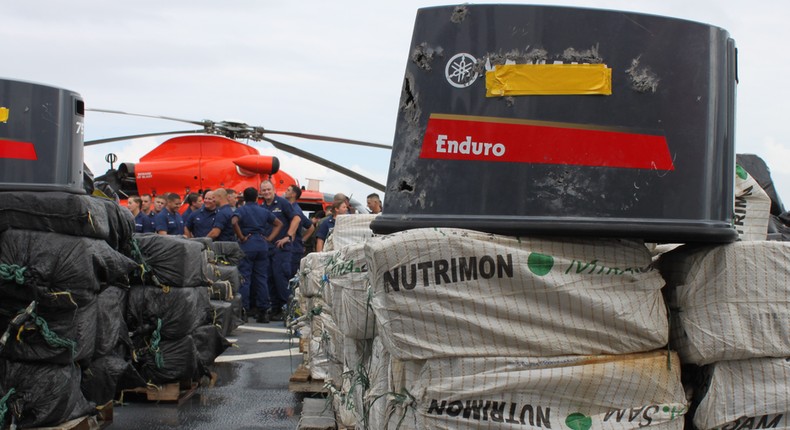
120,379,200,404
289,364,327,393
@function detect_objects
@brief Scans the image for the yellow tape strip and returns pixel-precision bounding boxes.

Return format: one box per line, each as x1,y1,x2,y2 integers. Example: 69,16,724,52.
0,107,8,123
486,64,612,96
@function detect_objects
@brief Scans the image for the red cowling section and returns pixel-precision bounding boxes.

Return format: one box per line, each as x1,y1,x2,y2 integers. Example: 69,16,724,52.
233,155,280,174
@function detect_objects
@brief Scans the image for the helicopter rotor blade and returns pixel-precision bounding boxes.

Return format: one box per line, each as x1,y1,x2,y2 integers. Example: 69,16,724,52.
261,136,386,192
258,129,392,149
84,130,203,146
87,108,209,128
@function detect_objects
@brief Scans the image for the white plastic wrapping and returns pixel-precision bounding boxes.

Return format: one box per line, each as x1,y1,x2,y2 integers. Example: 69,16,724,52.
366,228,668,360
694,357,790,430
660,241,790,365
324,213,378,251
386,351,686,430
734,164,771,241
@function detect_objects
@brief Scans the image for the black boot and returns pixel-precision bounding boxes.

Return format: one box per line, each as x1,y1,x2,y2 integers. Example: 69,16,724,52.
256,308,271,323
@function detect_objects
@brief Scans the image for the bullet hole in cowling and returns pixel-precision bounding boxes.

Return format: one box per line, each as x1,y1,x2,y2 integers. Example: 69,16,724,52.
398,181,414,192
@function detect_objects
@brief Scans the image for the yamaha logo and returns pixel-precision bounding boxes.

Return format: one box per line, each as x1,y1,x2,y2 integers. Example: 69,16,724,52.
445,53,478,88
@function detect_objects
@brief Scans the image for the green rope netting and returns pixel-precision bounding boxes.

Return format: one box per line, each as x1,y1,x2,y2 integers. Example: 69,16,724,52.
0,388,15,429
149,318,164,368
130,238,163,287
30,310,77,358
0,264,26,285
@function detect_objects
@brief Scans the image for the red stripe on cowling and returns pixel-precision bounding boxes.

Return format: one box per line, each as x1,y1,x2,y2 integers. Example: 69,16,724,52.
420,116,674,170
0,139,38,160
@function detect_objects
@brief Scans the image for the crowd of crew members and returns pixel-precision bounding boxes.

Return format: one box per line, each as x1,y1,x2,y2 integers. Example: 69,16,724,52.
125,182,382,323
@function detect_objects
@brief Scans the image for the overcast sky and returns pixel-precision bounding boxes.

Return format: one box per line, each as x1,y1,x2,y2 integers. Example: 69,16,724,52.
4,0,790,210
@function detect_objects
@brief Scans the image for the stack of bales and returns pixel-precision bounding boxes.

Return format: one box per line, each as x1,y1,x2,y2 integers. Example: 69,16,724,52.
362,228,686,429
294,215,378,429
127,234,231,386
202,240,245,336
0,192,137,428
657,166,789,430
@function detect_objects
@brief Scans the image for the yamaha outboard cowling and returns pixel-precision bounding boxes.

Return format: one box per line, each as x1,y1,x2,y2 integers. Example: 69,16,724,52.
371,5,738,243
0,78,85,193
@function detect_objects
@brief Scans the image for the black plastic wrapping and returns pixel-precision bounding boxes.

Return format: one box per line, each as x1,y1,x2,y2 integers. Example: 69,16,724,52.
81,354,139,405
132,234,208,288
0,229,137,294
136,336,205,385
127,285,209,340
0,360,95,428
94,286,128,358
193,324,231,366
211,241,245,266
0,192,134,249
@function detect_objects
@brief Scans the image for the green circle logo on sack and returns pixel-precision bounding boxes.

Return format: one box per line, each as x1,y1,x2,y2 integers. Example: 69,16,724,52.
735,165,748,180
565,413,592,430
527,252,554,276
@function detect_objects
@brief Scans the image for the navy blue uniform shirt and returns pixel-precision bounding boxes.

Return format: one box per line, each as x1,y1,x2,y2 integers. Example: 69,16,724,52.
233,203,277,251
134,211,156,233
316,214,335,241
262,196,295,241
290,202,312,253
212,204,237,241
186,206,217,238
154,209,184,235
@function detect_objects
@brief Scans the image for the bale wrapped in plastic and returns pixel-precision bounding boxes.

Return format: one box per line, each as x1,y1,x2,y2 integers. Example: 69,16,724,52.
693,357,790,430
366,228,668,360
0,191,111,242
0,359,95,428
132,234,209,288
127,285,210,340
209,300,235,337
136,335,206,385
205,266,240,297
0,299,97,364
211,241,245,266
386,351,686,430
324,214,378,252
335,272,375,340
94,286,129,358
0,230,137,299
209,280,234,301
193,324,231,366
80,354,139,405
93,196,135,253
659,241,790,365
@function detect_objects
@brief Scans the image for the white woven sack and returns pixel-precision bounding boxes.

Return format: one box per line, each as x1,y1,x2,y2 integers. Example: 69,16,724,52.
660,241,790,365
299,251,335,298
334,272,375,339
308,314,344,382
388,351,686,430
367,337,391,430
694,357,790,430
734,164,771,241
366,228,668,360
324,213,378,251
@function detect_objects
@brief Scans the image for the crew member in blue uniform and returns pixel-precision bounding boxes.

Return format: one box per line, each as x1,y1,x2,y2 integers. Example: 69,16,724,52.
276,185,315,276
128,195,155,233
207,188,237,241
182,192,203,224
233,187,284,323
185,190,217,237
139,194,157,233
316,198,348,252
154,193,185,235
260,179,301,321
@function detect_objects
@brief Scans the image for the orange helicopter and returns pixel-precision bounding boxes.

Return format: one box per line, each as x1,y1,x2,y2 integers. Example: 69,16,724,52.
85,109,390,213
